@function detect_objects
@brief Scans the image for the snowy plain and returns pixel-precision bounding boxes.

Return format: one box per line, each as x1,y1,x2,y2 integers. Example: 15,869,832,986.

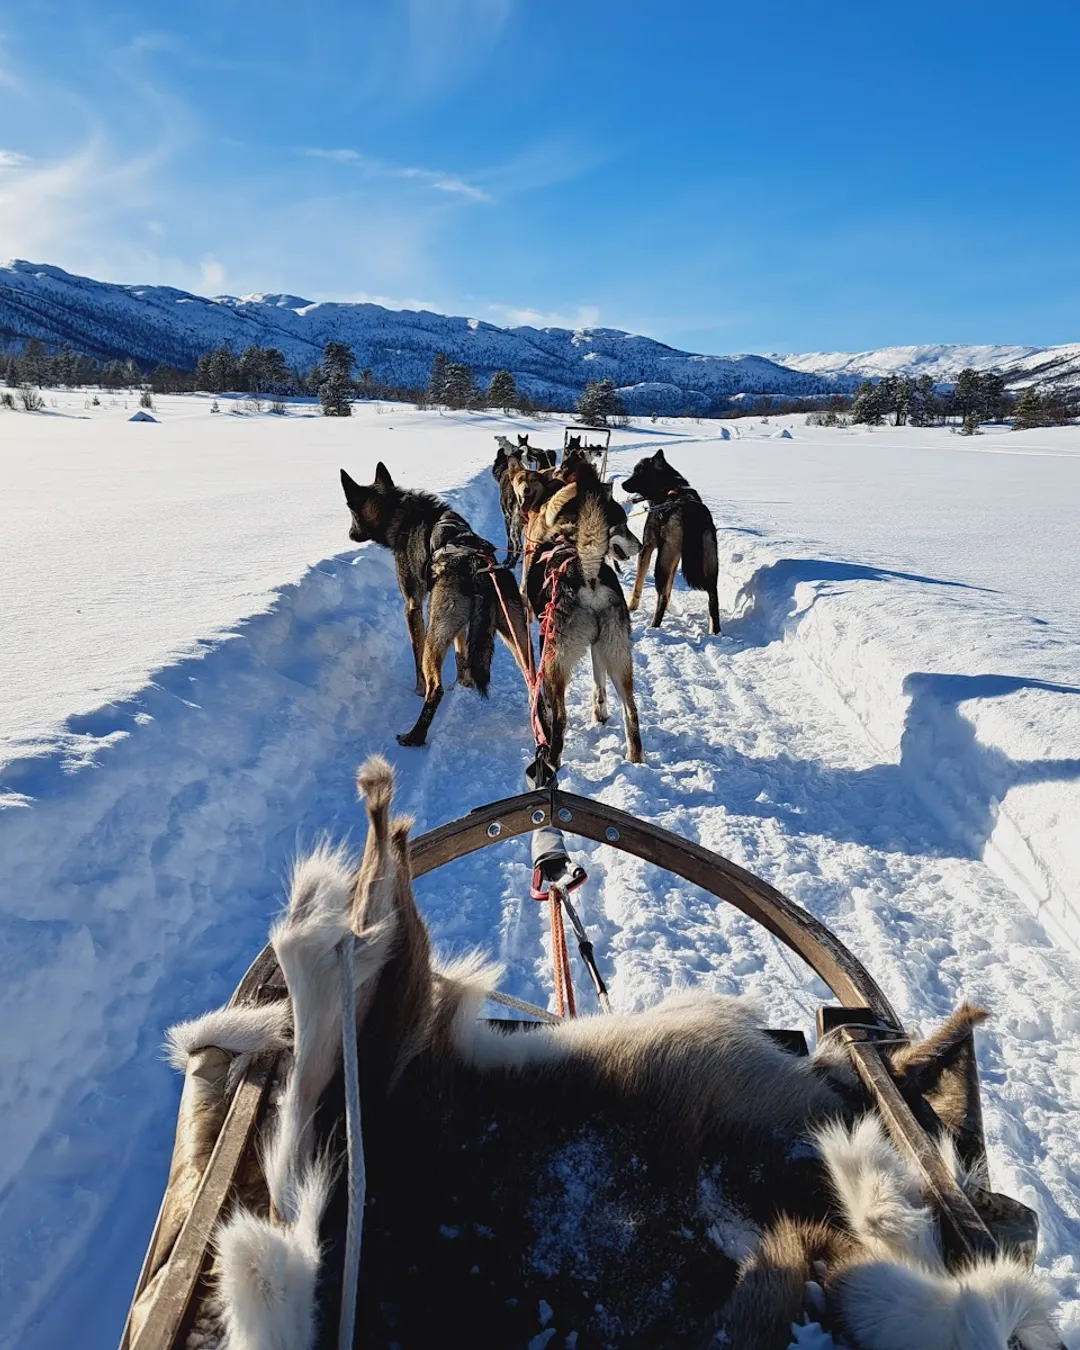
1,393,1079,1348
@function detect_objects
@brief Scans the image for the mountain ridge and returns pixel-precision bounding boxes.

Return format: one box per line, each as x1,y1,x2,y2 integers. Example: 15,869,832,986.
3,260,1077,405
0,260,849,411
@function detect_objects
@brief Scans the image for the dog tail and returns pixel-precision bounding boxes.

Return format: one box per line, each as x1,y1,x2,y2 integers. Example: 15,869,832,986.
467,569,498,696
576,492,610,583
680,498,719,591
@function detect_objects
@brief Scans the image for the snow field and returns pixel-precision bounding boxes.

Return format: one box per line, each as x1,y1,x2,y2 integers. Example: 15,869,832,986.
0,400,1078,1347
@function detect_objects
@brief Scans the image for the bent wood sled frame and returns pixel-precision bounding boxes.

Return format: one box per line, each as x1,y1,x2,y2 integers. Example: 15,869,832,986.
120,786,1042,1350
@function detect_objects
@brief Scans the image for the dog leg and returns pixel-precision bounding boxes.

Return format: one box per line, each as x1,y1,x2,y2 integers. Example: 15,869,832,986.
544,666,569,769
493,574,534,680
627,541,654,612
591,645,609,724
454,632,475,688
398,593,462,746
397,653,445,746
651,538,680,629
404,597,426,696
610,651,643,763
707,584,721,636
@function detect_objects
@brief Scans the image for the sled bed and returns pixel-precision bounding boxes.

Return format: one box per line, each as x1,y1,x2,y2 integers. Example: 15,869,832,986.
120,786,1044,1350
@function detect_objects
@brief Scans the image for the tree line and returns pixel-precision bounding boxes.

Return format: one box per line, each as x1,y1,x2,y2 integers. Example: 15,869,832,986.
849,368,1076,432
3,336,1076,428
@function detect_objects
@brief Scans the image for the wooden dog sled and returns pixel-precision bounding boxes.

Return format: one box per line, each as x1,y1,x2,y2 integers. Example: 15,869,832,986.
120,783,1054,1350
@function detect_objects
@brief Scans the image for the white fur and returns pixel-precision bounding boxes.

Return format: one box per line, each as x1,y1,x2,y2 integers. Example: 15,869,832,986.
215,1158,331,1350
834,1255,1059,1350
265,846,391,1222
816,1115,939,1267
819,1117,1060,1349
442,974,839,1137
438,953,571,1070
164,1003,291,1073
215,843,394,1350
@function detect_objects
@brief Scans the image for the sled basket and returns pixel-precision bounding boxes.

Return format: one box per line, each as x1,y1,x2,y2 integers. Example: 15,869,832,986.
120,785,1046,1350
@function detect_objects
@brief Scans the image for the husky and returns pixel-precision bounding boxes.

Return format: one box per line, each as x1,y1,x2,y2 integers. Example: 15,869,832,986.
341,463,532,747
173,757,1060,1350
513,456,643,767
621,448,722,635
518,432,557,470
492,438,525,568
562,432,604,466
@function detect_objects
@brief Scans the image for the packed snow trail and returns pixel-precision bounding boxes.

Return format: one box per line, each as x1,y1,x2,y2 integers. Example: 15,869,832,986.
1,411,1078,1348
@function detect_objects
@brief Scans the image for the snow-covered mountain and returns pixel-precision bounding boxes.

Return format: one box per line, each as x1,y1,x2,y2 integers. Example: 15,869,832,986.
773,342,1080,390
0,260,850,411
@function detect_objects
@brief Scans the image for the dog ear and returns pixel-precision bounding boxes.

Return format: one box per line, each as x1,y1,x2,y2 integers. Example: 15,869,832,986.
341,468,364,504
652,449,668,464
374,461,394,489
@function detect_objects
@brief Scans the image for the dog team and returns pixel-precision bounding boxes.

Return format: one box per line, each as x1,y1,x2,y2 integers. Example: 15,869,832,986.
339,429,721,763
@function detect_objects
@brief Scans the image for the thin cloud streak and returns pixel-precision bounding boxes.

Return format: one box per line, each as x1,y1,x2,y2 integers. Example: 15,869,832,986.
303,147,492,201
489,303,602,331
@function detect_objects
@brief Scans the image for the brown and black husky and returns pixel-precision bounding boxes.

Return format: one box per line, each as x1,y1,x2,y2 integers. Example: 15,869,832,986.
341,463,532,747
621,448,722,635
492,437,525,567
513,456,643,767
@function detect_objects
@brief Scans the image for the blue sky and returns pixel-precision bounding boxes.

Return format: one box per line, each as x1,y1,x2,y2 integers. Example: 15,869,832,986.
1,0,1078,353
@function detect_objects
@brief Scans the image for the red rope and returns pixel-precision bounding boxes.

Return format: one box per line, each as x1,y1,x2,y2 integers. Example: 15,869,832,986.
484,541,575,753
547,890,577,1019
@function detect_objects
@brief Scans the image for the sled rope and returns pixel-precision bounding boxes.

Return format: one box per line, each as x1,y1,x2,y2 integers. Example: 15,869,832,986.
547,885,577,1019
483,539,575,757
486,988,562,1024
337,935,365,1350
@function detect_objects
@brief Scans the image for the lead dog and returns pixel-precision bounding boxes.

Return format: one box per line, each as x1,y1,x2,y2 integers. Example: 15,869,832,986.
341,463,532,746
621,448,721,635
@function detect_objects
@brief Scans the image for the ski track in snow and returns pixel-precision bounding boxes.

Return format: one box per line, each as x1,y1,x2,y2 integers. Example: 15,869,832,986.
1,426,1079,1348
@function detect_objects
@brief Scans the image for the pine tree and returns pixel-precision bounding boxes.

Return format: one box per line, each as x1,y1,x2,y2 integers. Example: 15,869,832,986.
1011,386,1046,431
262,348,290,394
55,346,78,387
959,408,980,436
319,340,356,416
952,368,983,424
21,338,46,386
908,374,937,426
238,345,268,395
576,377,623,426
894,376,915,426
443,362,480,409
979,371,1007,422
428,351,450,404
206,345,237,394
488,369,517,412
850,379,885,425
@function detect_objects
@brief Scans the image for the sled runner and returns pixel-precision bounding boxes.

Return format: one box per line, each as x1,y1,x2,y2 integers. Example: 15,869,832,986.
121,778,1057,1350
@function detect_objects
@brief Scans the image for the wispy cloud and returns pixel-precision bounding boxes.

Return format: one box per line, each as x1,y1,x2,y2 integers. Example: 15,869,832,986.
324,289,441,312
303,147,492,201
402,0,514,96
0,148,28,168
489,303,602,331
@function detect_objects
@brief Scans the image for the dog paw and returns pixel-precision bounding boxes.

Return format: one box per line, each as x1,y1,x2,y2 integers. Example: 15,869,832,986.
396,731,426,747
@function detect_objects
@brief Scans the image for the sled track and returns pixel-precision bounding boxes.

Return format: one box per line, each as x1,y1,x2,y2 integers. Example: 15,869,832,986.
0,464,1078,1348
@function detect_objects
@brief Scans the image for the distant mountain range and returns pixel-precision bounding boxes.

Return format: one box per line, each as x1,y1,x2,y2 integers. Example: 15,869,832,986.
2,261,1077,409
772,343,1080,390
